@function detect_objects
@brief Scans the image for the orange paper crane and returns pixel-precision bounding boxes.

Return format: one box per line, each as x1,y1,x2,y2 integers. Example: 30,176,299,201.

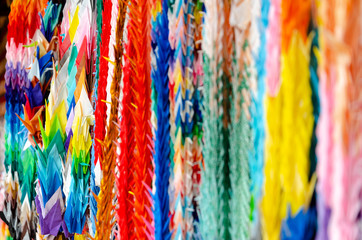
118,0,154,238
114,0,135,239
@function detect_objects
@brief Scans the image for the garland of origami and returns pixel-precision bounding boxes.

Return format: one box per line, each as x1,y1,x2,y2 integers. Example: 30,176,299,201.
279,2,316,239
218,0,233,239
18,3,62,239
34,21,71,236
89,0,104,236
3,0,47,239
183,1,197,239
35,65,67,238
200,0,233,238
58,0,94,236
167,1,176,238
117,13,136,240
94,0,112,168
169,0,186,237
228,46,251,240
262,0,316,239
92,1,118,233
3,2,30,238
280,17,319,240
249,1,269,238
282,23,318,239
129,0,154,233
229,1,255,239
190,1,203,237
95,0,127,239
260,0,282,238
151,0,172,239
117,0,154,238
316,0,361,239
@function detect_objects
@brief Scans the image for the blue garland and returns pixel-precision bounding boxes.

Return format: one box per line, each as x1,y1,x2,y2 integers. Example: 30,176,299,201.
249,0,269,228
151,0,172,238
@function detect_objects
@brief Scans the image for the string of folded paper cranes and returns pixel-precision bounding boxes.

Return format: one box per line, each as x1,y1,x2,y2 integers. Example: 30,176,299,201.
0,0,360,239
